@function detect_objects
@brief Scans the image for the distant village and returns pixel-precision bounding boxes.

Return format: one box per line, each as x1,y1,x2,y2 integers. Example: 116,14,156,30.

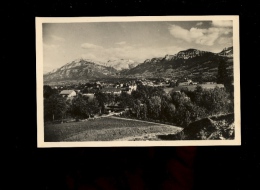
53,77,224,100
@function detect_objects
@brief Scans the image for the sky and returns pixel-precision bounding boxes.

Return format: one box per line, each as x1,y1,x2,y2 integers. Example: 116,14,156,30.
42,20,233,73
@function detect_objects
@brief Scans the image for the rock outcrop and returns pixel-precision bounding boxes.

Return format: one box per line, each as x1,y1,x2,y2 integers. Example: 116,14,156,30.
181,113,234,140
158,113,235,140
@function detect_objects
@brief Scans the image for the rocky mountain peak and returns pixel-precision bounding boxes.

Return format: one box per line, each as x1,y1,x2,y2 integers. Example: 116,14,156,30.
174,49,208,59
105,58,139,70
217,46,233,57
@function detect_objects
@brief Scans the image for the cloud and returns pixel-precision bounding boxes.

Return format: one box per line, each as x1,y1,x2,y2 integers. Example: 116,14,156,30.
169,25,207,44
212,20,233,27
81,43,103,49
168,23,232,46
218,37,233,45
169,25,192,42
196,22,203,26
51,35,65,42
115,41,126,45
80,44,184,63
194,29,219,46
43,43,60,50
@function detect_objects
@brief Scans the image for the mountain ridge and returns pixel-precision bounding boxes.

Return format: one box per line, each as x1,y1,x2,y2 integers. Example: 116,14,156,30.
44,46,233,83
106,59,139,70
43,59,117,82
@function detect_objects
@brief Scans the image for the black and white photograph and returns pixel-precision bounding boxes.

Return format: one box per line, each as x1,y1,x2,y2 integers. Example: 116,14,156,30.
36,16,240,147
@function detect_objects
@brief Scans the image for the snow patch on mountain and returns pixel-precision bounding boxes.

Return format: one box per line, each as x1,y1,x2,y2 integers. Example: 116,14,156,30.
106,59,139,70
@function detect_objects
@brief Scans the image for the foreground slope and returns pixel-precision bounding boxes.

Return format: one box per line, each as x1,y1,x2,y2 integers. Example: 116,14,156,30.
44,117,181,141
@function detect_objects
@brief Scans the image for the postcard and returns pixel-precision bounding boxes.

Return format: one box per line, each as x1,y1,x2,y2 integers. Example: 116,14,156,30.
36,16,240,147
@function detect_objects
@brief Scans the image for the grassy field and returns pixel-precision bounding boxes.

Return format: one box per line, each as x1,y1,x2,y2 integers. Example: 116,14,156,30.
44,117,181,142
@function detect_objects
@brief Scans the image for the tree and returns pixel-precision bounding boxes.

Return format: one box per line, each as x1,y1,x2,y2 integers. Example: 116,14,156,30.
161,95,176,122
164,103,176,122
193,87,231,115
106,93,116,105
170,91,190,108
180,87,196,101
133,100,142,118
87,99,101,116
176,80,180,87
71,95,88,119
148,96,162,119
131,86,147,101
82,87,89,94
169,81,176,87
94,92,108,113
142,103,147,119
149,86,165,97
217,58,230,86
117,92,134,108
174,102,206,127
193,85,204,105
43,85,58,99
44,94,67,122
210,87,231,114
175,103,191,126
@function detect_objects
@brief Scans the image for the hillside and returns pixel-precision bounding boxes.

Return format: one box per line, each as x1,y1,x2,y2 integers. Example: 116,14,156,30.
120,47,233,81
44,59,117,83
217,46,233,57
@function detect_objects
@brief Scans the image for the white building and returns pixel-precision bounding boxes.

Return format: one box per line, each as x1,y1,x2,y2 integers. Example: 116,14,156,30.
60,90,76,98
126,84,137,94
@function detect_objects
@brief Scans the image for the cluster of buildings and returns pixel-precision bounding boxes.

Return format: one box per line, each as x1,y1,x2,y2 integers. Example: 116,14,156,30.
58,81,138,99
57,77,222,99
178,79,198,86
99,82,137,95
135,78,174,87
57,78,179,99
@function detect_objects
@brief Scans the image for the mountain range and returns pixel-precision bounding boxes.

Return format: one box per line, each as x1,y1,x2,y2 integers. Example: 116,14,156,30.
105,59,139,70
44,59,117,82
44,47,233,84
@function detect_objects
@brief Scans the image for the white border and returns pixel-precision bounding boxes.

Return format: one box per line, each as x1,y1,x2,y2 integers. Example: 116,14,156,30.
36,16,240,147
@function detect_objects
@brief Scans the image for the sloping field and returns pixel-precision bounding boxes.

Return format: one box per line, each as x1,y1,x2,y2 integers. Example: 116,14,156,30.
44,117,181,142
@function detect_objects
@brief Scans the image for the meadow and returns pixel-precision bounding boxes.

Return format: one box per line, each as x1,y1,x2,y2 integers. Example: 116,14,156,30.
44,117,181,141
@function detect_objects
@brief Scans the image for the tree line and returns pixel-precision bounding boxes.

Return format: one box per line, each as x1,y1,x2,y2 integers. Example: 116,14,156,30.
44,83,233,127
116,84,233,127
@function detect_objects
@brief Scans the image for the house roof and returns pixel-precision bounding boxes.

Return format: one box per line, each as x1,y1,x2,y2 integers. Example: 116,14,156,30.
60,90,75,95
